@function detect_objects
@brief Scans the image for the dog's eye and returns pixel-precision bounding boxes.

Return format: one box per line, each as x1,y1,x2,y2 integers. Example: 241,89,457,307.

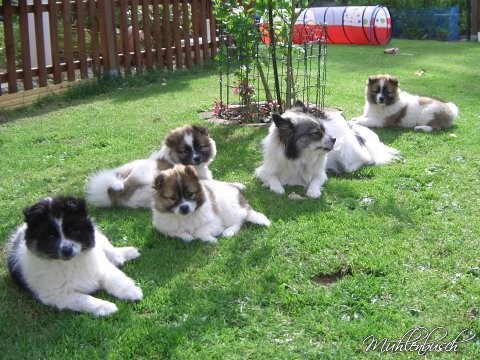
166,195,177,201
184,191,195,198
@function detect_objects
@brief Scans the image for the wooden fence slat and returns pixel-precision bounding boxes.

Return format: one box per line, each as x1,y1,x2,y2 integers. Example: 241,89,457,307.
207,0,217,55
152,0,164,69
200,0,208,61
142,0,153,70
191,0,201,64
172,0,183,69
48,0,62,84
62,0,75,81
118,0,131,72
33,0,47,87
2,0,18,94
182,0,192,68
130,0,143,70
19,1,33,90
162,0,173,70
75,0,88,78
88,0,101,75
97,0,118,74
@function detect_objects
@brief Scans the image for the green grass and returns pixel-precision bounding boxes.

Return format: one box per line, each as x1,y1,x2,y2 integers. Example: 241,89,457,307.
1,39,480,359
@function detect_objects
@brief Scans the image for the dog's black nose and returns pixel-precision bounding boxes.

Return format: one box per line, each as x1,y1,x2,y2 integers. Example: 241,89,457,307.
331,137,336,144
192,155,201,164
61,245,74,259
179,204,190,215
378,96,385,102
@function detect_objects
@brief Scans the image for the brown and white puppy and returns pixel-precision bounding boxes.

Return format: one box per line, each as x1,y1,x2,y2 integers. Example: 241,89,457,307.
86,125,217,208
351,74,458,132
152,165,270,243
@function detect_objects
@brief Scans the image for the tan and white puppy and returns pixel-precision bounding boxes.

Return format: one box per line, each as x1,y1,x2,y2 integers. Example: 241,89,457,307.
86,125,217,208
351,74,458,132
152,165,270,243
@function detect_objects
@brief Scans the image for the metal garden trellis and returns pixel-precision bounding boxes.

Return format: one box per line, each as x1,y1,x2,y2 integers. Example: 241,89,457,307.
217,20,328,123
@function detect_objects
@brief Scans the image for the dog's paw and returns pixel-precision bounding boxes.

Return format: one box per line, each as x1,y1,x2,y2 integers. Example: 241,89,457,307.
180,234,195,242
93,300,118,317
306,188,322,198
270,184,285,195
110,180,125,191
119,285,143,301
107,247,139,267
119,247,141,261
414,125,433,132
222,227,239,237
229,182,246,191
200,235,218,244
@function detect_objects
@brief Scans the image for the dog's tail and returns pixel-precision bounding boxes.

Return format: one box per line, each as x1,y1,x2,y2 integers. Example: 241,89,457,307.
353,124,400,165
86,170,123,207
446,102,459,120
246,209,271,227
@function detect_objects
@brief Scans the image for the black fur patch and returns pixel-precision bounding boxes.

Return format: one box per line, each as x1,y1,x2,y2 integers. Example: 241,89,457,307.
22,196,95,259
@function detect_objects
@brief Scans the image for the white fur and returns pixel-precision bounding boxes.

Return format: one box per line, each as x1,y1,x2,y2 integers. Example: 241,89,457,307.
352,90,459,132
8,225,142,316
152,180,270,243
255,109,330,198
324,111,400,173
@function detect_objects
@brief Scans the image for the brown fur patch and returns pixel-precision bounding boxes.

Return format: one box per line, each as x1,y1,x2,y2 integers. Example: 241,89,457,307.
156,158,173,171
418,97,454,130
203,184,219,215
418,96,435,106
237,191,248,209
428,110,454,130
107,183,138,205
384,105,407,127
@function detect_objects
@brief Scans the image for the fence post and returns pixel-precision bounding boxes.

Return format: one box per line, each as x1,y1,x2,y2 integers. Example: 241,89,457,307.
97,0,119,76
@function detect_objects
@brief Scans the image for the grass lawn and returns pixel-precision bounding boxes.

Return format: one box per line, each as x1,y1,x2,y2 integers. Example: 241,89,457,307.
1,39,479,358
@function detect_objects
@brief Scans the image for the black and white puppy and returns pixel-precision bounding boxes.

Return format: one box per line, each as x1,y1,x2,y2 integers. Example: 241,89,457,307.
86,125,217,208
255,101,400,197
6,196,142,316
255,102,336,198
152,165,270,243
351,74,459,132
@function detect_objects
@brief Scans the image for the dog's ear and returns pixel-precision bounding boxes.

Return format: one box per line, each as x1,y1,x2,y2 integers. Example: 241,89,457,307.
272,114,293,132
23,200,51,224
387,75,398,86
191,125,208,136
367,75,378,85
183,165,200,181
62,197,87,216
153,173,166,190
292,100,308,113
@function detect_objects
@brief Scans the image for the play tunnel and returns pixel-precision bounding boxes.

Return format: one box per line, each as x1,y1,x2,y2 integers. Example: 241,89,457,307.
261,6,392,45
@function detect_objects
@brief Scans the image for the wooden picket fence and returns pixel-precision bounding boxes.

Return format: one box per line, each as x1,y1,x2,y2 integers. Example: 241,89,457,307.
0,0,217,109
